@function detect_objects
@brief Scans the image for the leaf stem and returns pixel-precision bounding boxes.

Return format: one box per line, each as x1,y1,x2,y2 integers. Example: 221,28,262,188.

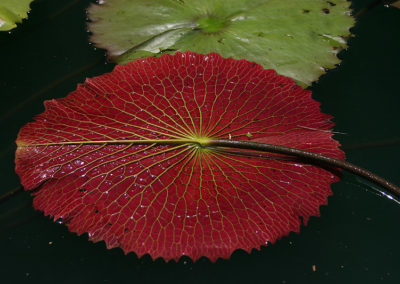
355,0,397,18
0,186,23,205
207,139,400,198
9,138,400,203
0,58,104,122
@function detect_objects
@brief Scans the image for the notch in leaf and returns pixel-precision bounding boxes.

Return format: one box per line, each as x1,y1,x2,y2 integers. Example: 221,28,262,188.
14,52,398,262
0,0,34,31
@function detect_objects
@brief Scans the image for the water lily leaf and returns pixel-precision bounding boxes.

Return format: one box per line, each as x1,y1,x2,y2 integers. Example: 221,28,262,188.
88,0,354,86
0,0,34,31
15,52,344,261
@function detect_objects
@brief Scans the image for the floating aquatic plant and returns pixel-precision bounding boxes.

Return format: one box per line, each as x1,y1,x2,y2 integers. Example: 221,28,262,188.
0,0,34,31
15,52,346,261
87,0,355,86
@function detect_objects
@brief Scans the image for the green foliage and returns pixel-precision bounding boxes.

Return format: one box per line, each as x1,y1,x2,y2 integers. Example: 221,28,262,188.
0,0,34,31
88,0,354,86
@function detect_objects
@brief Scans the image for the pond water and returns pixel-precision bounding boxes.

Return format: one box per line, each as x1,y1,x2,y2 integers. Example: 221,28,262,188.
1,0,399,283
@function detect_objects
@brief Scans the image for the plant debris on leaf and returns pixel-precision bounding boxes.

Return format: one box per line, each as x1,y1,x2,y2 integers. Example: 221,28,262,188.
16,52,344,261
0,0,34,31
88,0,354,86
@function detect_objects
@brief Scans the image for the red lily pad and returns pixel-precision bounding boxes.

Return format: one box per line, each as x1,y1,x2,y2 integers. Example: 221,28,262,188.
15,51,344,261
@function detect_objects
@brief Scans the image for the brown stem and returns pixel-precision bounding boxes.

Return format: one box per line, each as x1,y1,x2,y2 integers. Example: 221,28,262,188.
355,0,397,18
0,58,104,122
342,138,400,151
207,139,400,198
3,139,400,204
0,186,23,204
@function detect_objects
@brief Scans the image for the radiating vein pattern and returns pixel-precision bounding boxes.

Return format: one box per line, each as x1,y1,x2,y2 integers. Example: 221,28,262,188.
15,52,344,261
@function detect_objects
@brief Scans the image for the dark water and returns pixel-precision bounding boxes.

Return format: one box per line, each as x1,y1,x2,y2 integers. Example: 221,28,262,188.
1,0,399,283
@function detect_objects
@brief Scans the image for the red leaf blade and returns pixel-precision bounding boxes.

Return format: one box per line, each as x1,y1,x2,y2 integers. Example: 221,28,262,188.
16,52,344,261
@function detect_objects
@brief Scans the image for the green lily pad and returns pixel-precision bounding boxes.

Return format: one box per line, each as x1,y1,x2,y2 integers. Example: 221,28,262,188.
88,0,354,86
0,0,34,31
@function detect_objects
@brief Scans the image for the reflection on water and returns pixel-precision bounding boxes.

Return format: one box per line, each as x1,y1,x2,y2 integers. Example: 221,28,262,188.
352,177,400,205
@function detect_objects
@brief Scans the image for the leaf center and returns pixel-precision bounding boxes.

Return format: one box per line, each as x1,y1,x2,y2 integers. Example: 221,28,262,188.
192,136,211,147
196,16,228,34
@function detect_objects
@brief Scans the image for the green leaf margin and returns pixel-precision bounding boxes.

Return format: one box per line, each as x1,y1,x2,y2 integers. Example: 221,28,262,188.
0,0,34,31
88,0,355,86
